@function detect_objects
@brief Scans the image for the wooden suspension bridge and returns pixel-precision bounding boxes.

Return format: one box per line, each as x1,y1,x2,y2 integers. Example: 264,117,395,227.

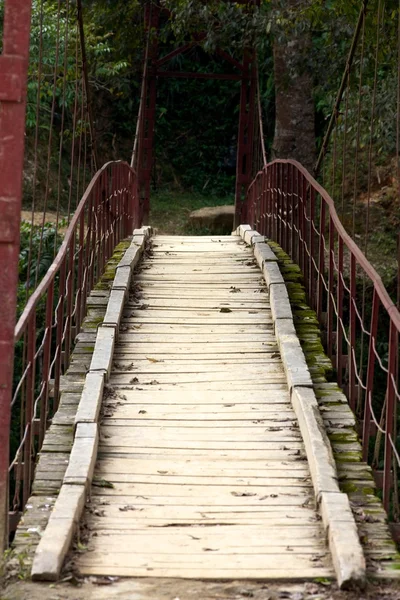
1,0,400,595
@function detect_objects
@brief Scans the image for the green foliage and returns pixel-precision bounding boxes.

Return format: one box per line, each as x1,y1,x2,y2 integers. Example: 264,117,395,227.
154,51,240,195
24,0,137,140
150,189,231,235
19,220,62,292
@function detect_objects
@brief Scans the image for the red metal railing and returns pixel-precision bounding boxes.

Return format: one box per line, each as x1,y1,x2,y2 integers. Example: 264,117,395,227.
9,161,140,531
245,159,400,515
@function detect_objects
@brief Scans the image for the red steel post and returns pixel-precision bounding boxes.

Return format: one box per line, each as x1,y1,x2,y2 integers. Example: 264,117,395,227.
0,0,32,550
140,1,160,225
235,50,257,228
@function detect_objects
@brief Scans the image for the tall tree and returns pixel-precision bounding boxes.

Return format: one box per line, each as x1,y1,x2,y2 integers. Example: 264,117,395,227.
272,0,315,171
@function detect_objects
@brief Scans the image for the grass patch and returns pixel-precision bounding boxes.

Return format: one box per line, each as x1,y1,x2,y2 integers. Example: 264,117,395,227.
149,189,232,235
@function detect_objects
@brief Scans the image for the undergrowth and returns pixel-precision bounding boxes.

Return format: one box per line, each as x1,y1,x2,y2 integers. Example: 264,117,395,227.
149,189,232,235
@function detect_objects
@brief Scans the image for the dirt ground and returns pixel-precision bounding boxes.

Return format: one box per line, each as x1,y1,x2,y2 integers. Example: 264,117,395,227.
20,211,65,226
2,578,400,600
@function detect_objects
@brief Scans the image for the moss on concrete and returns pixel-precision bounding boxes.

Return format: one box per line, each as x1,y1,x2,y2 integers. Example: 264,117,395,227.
266,237,400,578
12,235,135,565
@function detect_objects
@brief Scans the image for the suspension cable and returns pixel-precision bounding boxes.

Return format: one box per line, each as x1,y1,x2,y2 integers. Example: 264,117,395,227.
314,0,369,178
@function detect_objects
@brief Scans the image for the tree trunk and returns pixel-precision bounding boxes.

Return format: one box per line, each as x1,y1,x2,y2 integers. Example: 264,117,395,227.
272,0,315,172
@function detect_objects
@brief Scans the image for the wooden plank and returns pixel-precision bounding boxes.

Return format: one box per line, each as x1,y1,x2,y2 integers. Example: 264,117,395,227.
88,517,326,536
98,441,305,451
117,326,274,335
114,342,278,352
91,483,312,498
78,555,330,569
91,476,312,488
76,565,333,579
110,363,283,375
150,242,248,248
89,488,311,504
150,245,249,250
103,409,295,421
104,404,293,415
102,390,290,403
125,306,270,315
117,334,276,342
88,505,319,520
112,355,281,363
106,382,289,391
153,236,240,242
109,373,287,385
97,448,305,460
140,265,260,272
100,423,300,436
85,536,323,552
96,458,309,475
126,300,270,309
123,314,270,324
134,283,266,289
102,412,295,423
85,355,281,368
137,276,263,284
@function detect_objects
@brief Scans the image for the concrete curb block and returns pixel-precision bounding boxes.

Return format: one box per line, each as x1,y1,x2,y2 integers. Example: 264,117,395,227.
31,226,153,582
244,229,261,246
253,242,278,269
240,225,366,589
103,289,126,330
281,341,314,390
117,244,142,270
269,284,293,321
113,265,132,291
321,492,366,589
250,234,265,246
31,485,86,581
235,224,252,237
74,372,105,430
274,318,298,343
291,387,338,494
262,261,285,287
63,423,99,488
89,327,115,379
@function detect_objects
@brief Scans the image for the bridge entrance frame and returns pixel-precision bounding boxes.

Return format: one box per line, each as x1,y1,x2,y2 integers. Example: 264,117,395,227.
132,0,260,228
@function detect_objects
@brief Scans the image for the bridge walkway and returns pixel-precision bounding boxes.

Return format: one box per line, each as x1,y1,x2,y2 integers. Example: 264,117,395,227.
76,234,334,579
16,230,393,588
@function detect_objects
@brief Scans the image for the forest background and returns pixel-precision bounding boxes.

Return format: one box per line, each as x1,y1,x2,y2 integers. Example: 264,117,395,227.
1,0,399,304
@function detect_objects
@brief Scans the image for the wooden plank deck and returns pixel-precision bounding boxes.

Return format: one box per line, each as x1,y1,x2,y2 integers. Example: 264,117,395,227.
77,235,334,579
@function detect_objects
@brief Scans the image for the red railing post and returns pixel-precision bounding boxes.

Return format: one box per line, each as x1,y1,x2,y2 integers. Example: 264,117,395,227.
309,187,316,306
327,217,335,359
285,163,289,252
349,254,357,410
301,175,307,279
40,281,55,447
383,322,398,513
317,201,326,324
0,0,32,550
336,238,344,387
290,164,296,260
277,163,283,248
266,166,271,237
23,316,36,508
362,289,379,461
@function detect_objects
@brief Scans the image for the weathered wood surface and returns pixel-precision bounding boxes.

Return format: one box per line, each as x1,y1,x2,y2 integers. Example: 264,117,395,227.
77,235,334,580
12,234,400,583
11,241,130,563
